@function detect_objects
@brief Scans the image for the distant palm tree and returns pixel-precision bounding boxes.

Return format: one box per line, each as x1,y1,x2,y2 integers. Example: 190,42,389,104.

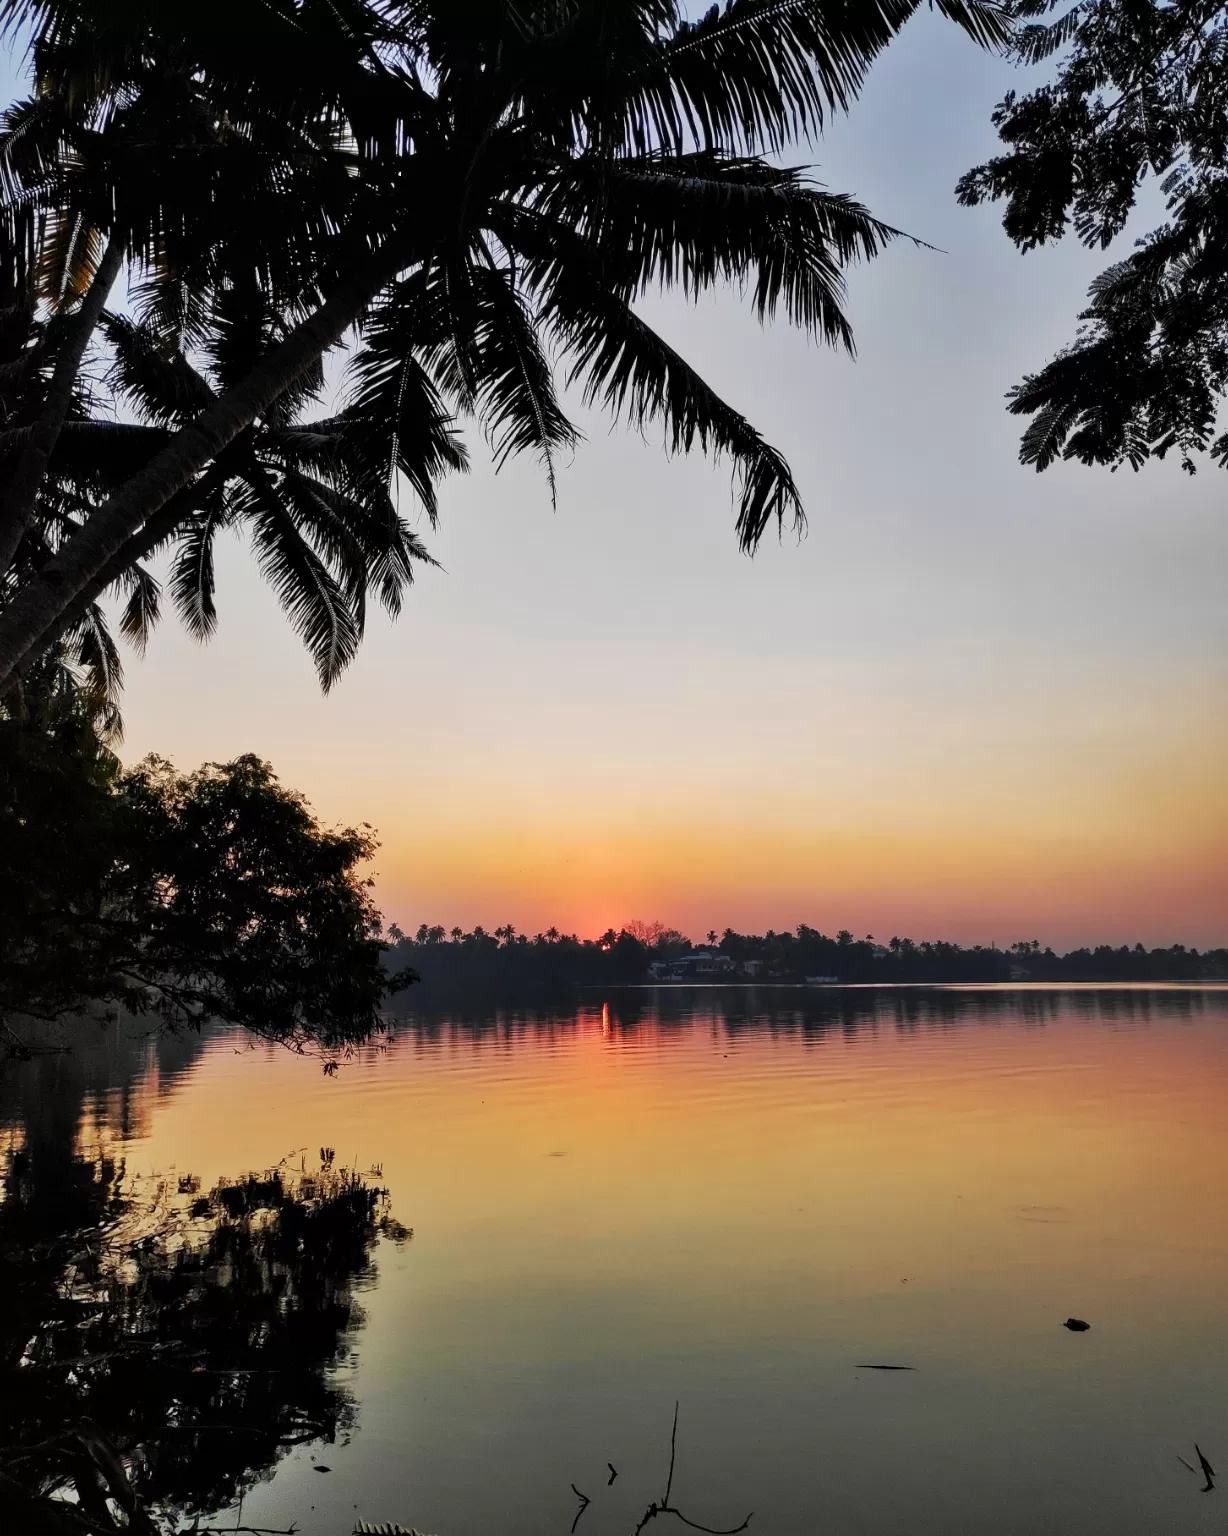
0,0,1008,695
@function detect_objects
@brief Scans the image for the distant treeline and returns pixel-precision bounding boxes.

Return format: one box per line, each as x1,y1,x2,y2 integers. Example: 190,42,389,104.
385,921,1228,993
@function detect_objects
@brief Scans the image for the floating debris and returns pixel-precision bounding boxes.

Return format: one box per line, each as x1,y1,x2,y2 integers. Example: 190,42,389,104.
1178,1446,1216,1492
855,1364,917,1371
1063,1318,1090,1331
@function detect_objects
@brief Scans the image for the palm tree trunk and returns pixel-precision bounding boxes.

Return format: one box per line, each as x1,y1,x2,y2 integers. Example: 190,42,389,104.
10,479,214,681
0,237,126,577
0,240,410,692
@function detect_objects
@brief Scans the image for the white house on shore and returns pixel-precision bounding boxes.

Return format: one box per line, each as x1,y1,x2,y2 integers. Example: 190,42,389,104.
648,949,736,981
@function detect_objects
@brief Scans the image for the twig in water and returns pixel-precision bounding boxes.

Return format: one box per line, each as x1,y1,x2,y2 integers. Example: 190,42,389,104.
1178,1446,1217,1493
608,1463,618,1485
570,1483,591,1533
195,1527,298,1534
632,1403,753,1536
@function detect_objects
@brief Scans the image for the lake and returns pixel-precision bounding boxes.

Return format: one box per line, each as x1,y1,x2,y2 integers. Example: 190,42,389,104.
4,984,1228,1536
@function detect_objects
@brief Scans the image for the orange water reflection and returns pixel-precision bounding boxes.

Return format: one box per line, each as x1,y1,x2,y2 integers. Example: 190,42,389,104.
9,987,1228,1535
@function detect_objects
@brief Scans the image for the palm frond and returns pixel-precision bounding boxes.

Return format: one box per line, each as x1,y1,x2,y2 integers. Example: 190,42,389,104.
538,150,905,348
230,470,362,690
623,0,1010,156
168,499,231,642
276,466,436,619
205,279,326,424
66,599,124,725
505,203,802,546
116,560,161,653
129,263,215,353
342,278,471,521
558,270,802,548
102,313,215,425
469,263,578,504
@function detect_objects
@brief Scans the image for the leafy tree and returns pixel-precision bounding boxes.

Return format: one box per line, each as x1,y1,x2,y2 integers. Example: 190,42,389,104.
957,0,1228,473
0,680,413,1056
0,0,1007,699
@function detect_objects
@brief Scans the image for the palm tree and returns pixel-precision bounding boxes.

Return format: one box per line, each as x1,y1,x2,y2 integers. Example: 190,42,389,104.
0,0,1009,695
5,275,454,697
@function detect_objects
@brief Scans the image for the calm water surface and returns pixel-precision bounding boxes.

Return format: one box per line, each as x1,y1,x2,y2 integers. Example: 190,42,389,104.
8,985,1228,1535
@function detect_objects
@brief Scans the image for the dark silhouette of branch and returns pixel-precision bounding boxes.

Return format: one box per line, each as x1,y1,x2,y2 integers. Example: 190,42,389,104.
1178,1446,1216,1493
570,1482,591,1532
196,1527,299,1534
664,1514,753,1535
632,1404,753,1536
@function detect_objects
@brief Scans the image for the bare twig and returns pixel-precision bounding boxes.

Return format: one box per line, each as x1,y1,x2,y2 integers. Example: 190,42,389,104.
634,1502,753,1536
665,1403,678,1506
569,1483,591,1533
193,1527,298,1534
632,1404,753,1536
0,1017,70,1056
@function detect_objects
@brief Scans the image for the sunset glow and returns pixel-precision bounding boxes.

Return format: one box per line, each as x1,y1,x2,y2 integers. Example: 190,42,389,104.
99,22,1226,952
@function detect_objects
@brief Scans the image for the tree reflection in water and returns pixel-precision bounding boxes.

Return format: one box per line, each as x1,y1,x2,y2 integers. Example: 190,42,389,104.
0,1129,408,1534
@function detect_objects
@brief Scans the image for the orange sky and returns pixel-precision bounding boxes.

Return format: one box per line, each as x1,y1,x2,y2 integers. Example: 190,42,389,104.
363,675,1228,944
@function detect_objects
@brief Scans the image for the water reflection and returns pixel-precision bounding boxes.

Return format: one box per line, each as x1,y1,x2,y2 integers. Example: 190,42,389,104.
2,989,1227,1536
394,981,1220,1047
0,1025,405,1534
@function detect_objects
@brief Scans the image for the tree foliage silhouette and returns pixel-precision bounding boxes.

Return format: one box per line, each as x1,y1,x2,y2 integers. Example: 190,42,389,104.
0,0,1007,697
958,0,1228,474
0,680,413,1054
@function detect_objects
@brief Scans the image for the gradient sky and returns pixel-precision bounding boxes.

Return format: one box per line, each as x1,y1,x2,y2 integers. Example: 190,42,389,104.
17,14,1228,946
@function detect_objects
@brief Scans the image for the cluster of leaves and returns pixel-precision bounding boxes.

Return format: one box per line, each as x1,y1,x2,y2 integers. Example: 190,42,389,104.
957,0,1228,472
0,0,1009,704
0,678,414,1055
0,1139,406,1531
